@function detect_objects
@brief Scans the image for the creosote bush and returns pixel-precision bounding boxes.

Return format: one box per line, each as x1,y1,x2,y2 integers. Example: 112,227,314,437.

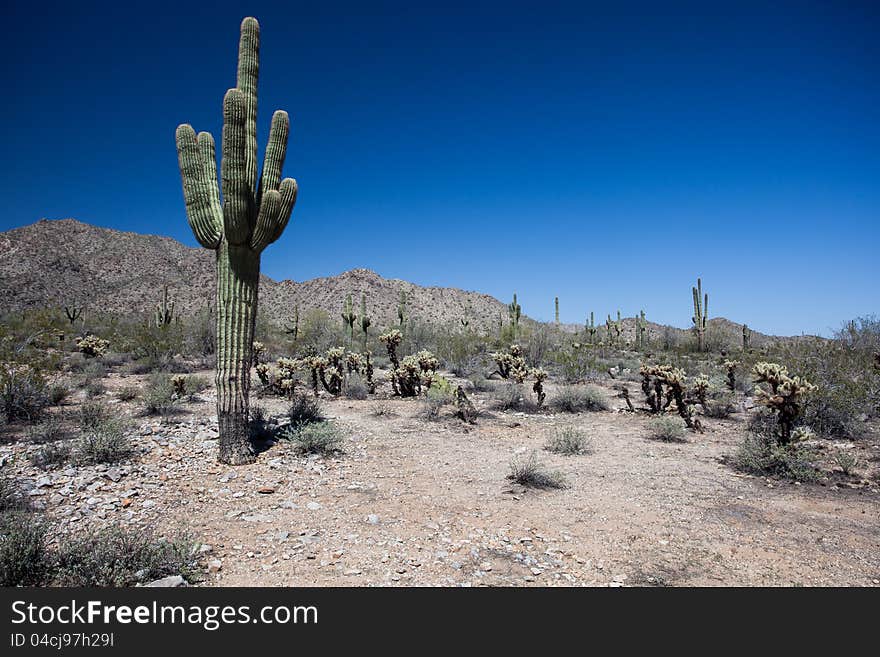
0,511,52,586
76,417,133,465
142,374,179,416
550,386,609,413
545,428,592,455
287,393,324,428
732,432,819,482
507,451,567,489
283,421,343,456
648,417,687,442
1,363,49,423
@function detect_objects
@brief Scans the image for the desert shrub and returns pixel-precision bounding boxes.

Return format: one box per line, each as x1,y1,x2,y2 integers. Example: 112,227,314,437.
85,379,106,398
26,416,70,444
0,512,52,586
552,345,600,383
732,432,819,482
182,375,210,397
435,329,485,376
99,351,129,368
142,374,179,416
648,417,687,442
832,449,860,476
421,385,453,421
545,428,592,455
0,363,49,423
76,417,133,465
54,526,198,587
491,382,538,412
48,384,70,406
78,401,111,431
287,393,324,428
468,375,497,393
249,405,274,442
0,473,27,513
370,401,395,417
704,393,736,419
344,374,369,400
550,386,609,413
283,421,343,456
507,451,567,489
30,442,73,469
115,385,140,402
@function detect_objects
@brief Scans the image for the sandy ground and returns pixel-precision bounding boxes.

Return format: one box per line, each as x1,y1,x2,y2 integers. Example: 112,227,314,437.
4,369,879,587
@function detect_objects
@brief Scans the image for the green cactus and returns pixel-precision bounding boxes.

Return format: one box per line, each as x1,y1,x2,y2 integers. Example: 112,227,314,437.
155,285,175,328
586,311,597,344
175,17,297,465
742,323,751,352
692,277,709,352
64,303,83,326
554,297,559,326
341,293,357,348
285,304,300,342
508,293,522,339
360,294,371,351
397,289,407,332
606,311,622,347
635,310,647,350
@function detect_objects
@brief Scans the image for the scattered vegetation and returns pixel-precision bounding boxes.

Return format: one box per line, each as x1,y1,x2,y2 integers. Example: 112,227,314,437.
507,451,567,489
545,428,592,455
283,421,344,456
648,417,687,442
550,385,609,413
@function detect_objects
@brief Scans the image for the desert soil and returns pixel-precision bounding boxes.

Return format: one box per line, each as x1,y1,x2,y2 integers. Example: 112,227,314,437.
3,369,879,587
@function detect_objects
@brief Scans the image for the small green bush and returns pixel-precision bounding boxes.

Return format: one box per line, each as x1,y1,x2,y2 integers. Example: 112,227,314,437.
545,428,593,455
54,527,198,587
76,418,133,465
287,393,324,428
26,416,70,444
732,432,819,482
48,384,70,406
78,401,111,431
550,386,609,413
283,421,343,456
30,442,73,469
0,364,49,423
0,512,52,586
115,385,140,402
648,417,687,442
344,374,369,400
142,374,178,416
507,451,567,489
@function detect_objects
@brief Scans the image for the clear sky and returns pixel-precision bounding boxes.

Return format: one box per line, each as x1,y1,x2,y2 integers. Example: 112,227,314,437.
3,0,877,336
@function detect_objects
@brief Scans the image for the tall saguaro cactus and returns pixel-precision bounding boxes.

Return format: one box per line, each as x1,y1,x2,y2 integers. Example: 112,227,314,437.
175,17,297,465
554,297,560,326
692,278,708,352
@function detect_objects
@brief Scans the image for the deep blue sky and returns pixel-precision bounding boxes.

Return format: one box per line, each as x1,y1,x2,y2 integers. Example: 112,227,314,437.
3,0,878,336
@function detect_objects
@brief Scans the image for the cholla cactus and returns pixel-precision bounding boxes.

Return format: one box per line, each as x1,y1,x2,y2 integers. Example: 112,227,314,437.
171,374,187,399
454,385,477,424
508,293,522,339
379,329,402,369
491,344,528,382
692,374,710,409
752,362,817,444
155,285,176,328
359,294,371,351
64,303,83,326
635,310,647,350
640,363,702,432
531,367,548,408
723,359,740,391
252,341,266,364
255,357,301,398
75,335,109,358
175,17,298,465
692,278,709,352
389,350,439,397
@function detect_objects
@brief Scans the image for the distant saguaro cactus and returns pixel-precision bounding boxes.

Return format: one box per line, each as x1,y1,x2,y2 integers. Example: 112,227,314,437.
359,294,371,351
341,294,357,347
64,303,83,326
175,17,298,465
692,278,708,352
554,297,559,326
742,323,751,352
397,289,407,332
508,293,522,339
586,311,597,344
155,285,175,328
285,304,300,342
635,310,647,350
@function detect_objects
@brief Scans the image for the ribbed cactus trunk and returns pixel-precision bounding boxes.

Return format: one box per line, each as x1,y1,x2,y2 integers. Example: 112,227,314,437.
215,243,260,464
175,17,297,465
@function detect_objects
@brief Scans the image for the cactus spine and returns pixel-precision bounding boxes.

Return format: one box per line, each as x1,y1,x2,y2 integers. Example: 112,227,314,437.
359,293,371,351
635,309,646,350
175,17,297,465
155,285,175,328
692,277,708,352
341,293,356,348
508,293,521,339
